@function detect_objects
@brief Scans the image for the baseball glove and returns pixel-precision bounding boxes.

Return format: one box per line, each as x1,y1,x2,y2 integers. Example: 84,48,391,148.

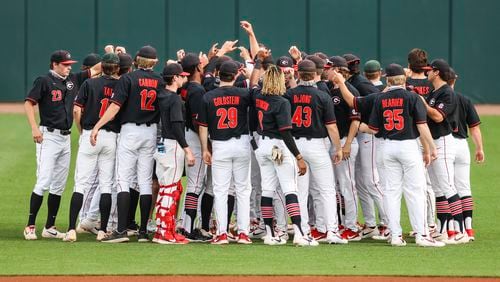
271,145,284,165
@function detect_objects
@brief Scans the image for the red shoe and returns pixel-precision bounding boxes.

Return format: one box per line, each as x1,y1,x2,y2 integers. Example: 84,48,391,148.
310,228,327,242
466,229,475,241
174,232,189,244
211,233,229,245
237,233,252,244
341,229,362,241
338,225,345,232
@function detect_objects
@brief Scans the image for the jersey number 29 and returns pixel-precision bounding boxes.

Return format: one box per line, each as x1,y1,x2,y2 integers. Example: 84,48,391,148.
217,107,238,129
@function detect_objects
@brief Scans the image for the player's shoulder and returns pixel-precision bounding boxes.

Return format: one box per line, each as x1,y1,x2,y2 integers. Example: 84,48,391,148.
187,81,205,93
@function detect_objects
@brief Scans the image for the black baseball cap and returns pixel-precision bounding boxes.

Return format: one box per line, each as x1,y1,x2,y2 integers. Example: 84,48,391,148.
327,56,348,69
137,45,157,59
219,61,239,75
343,54,360,64
430,59,451,74
180,53,200,72
297,60,316,72
162,63,190,78
448,67,458,80
215,56,232,71
50,50,77,64
276,56,294,68
305,55,326,70
118,53,133,69
384,63,405,77
82,53,101,67
102,53,120,64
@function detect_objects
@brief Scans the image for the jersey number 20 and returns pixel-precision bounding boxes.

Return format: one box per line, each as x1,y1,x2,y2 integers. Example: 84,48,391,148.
383,109,404,130
217,107,238,129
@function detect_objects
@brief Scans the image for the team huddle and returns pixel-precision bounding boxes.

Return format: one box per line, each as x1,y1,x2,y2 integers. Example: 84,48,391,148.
23,21,484,247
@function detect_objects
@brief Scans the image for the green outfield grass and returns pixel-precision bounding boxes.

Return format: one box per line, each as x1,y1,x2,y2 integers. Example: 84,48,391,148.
0,114,499,276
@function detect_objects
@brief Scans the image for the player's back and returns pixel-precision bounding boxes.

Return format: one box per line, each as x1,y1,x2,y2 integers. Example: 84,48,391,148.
285,85,336,138
112,69,163,125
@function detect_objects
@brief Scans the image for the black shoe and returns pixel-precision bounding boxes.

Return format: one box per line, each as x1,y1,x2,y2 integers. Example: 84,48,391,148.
188,228,213,242
101,230,130,243
127,222,139,237
138,231,149,242
177,228,190,237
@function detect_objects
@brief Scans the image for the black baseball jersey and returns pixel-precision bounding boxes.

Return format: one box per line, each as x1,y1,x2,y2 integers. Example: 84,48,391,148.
316,80,331,95
368,88,427,140
74,75,120,133
179,81,206,133
25,70,90,130
203,75,248,92
251,88,292,139
451,93,481,139
158,89,185,140
329,82,361,138
425,84,456,139
198,86,250,141
111,69,162,125
353,92,380,124
285,85,336,138
406,77,433,96
348,73,380,97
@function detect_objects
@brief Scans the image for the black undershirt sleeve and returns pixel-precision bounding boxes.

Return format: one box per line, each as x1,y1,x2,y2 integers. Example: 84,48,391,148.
171,122,189,148
279,129,301,157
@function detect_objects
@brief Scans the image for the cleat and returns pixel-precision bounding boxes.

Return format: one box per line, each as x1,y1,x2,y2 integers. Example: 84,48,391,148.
79,218,100,234
416,236,446,247
42,226,66,239
432,232,448,242
96,230,108,241
361,225,380,239
311,228,327,242
293,234,319,247
24,225,37,240
101,230,129,243
62,229,77,242
227,232,237,242
264,235,287,245
341,229,362,241
211,233,229,245
188,228,213,242
466,229,475,241
199,228,213,239
138,231,149,242
446,232,469,245
390,235,407,247
326,231,348,244
237,233,253,244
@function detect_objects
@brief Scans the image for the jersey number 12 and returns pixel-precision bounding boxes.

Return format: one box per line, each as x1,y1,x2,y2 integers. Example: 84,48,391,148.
140,89,157,111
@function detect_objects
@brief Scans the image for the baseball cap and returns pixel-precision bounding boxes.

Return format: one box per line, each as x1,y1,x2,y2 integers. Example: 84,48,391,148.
180,53,200,71
51,50,77,64
82,53,101,67
297,60,316,72
384,64,405,77
102,53,120,64
364,60,382,73
162,63,190,77
219,61,239,75
276,56,294,69
118,53,133,69
327,56,348,69
448,67,458,80
215,56,232,71
137,45,157,59
430,59,451,74
342,54,360,64
305,55,326,70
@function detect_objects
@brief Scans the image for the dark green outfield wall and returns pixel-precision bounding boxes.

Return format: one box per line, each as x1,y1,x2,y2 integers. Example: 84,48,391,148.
1,0,498,103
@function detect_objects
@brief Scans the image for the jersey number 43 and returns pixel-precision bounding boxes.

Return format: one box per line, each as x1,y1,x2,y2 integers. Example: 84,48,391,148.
292,106,312,128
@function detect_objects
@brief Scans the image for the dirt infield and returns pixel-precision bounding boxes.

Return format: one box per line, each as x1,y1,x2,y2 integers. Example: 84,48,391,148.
2,103,500,115
1,276,498,282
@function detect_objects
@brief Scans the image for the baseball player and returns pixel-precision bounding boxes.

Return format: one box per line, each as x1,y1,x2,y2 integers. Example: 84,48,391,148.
63,53,121,242
364,60,385,91
91,45,162,243
284,59,346,244
448,69,484,241
320,56,361,240
198,60,252,245
24,50,101,240
250,61,317,246
422,59,469,244
152,62,195,244
343,54,388,238
177,52,213,241
366,63,444,247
